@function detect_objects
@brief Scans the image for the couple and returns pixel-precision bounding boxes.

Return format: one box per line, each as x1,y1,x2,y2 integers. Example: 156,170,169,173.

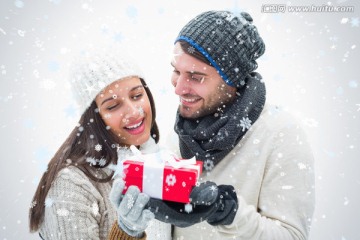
29,11,315,240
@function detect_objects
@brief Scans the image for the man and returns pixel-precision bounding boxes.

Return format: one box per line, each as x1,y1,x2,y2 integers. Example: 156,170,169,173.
107,10,315,240
167,11,315,239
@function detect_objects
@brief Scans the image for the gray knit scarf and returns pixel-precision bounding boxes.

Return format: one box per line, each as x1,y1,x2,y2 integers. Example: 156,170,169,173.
174,72,266,171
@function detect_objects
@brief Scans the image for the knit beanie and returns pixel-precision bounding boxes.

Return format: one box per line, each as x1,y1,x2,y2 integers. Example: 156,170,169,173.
69,47,145,114
175,11,265,88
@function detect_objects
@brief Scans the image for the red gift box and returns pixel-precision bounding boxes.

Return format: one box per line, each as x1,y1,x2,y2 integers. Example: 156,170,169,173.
122,159,203,203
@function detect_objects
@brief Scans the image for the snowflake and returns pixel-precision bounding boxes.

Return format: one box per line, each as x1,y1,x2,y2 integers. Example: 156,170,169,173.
239,117,252,132
303,118,318,128
45,197,53,207
84,84,96,94
356,103,360,111
351,17,359,27
95,144,102,152
184,203,193,213
30,201,37,208
341,18,349,24
203,160,214,171
165,174,176,186
108,162,129,179
86,157,97,166
98,158,107,167
209,185,218,194
1,65,6,75
57,208,69,216
298,163,307,170
92,202,99,216
187,46,195,54
117,146,133,161
40,79,56,90
137,106,144,116
14,0,24,8
127,194,135,209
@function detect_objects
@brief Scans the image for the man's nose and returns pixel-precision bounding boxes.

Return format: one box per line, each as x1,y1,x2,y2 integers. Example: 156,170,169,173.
174,75,190,96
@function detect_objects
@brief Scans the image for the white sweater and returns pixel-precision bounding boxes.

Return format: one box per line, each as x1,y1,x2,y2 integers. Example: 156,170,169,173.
172,105,315,240
39,166,171,240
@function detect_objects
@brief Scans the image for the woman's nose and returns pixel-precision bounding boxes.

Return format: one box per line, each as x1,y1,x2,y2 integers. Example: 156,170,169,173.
124,103,141,121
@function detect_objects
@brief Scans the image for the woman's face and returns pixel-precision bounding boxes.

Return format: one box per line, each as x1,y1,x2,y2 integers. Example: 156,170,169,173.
95,77,152,147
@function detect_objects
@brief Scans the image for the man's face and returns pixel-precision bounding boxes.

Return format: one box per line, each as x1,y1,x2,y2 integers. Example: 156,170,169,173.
171,42,237,119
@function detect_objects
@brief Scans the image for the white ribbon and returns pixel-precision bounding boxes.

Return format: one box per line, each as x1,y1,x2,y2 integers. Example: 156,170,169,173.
124,145,200,199
129,145,197,169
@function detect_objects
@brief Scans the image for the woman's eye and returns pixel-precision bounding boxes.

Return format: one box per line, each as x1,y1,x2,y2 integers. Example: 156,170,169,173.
133,94,143,100
107,104,118,111
173,69,180,75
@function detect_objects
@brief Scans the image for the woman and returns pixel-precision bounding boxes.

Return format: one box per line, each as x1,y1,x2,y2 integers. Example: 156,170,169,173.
29,49,171,239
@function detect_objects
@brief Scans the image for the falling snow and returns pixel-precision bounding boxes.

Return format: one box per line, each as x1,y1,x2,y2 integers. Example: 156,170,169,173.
56,208,69,217
92,202,99,216
45,197,54,208
94,144,102,152
30,201,37,209
98,158,107,167
127,194,135,209
184,203,193,213
187,46,195,54
86,157,97,166
210,185,218,194
239,117,252,132
1,1,359,239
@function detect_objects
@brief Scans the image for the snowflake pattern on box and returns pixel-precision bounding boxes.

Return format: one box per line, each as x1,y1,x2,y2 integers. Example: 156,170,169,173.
203,159,215,171
165,174,176,186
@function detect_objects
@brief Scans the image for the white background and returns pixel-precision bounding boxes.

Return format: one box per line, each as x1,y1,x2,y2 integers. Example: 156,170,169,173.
0,0,359,239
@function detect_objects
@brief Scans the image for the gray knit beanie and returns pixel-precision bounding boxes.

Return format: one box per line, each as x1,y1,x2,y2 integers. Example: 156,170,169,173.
69,47,144,114
175,11,265,88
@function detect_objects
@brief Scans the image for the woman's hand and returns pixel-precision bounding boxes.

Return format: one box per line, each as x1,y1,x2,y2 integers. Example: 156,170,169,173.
109,179,154,237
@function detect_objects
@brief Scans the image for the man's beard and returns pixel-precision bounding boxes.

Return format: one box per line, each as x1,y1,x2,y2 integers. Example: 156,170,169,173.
178,93,236,119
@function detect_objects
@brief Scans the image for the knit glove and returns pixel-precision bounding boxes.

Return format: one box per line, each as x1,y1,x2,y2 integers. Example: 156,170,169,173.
109,179,154,237
146,181,238,227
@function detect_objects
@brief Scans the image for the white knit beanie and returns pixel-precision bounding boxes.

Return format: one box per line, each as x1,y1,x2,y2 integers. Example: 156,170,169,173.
69,47,144,114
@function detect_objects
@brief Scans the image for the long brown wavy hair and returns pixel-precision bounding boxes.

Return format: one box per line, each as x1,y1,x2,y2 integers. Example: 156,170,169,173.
29,78,159,232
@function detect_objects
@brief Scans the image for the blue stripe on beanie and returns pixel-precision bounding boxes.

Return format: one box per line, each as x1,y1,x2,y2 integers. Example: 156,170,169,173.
175,36,235,87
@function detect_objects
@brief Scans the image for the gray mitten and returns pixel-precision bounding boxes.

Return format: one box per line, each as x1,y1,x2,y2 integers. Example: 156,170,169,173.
109,179,154,237
147,181,238,227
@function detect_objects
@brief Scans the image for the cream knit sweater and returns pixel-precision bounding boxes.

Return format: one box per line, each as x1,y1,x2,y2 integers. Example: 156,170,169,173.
171,105,315,240
39,166,171,239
